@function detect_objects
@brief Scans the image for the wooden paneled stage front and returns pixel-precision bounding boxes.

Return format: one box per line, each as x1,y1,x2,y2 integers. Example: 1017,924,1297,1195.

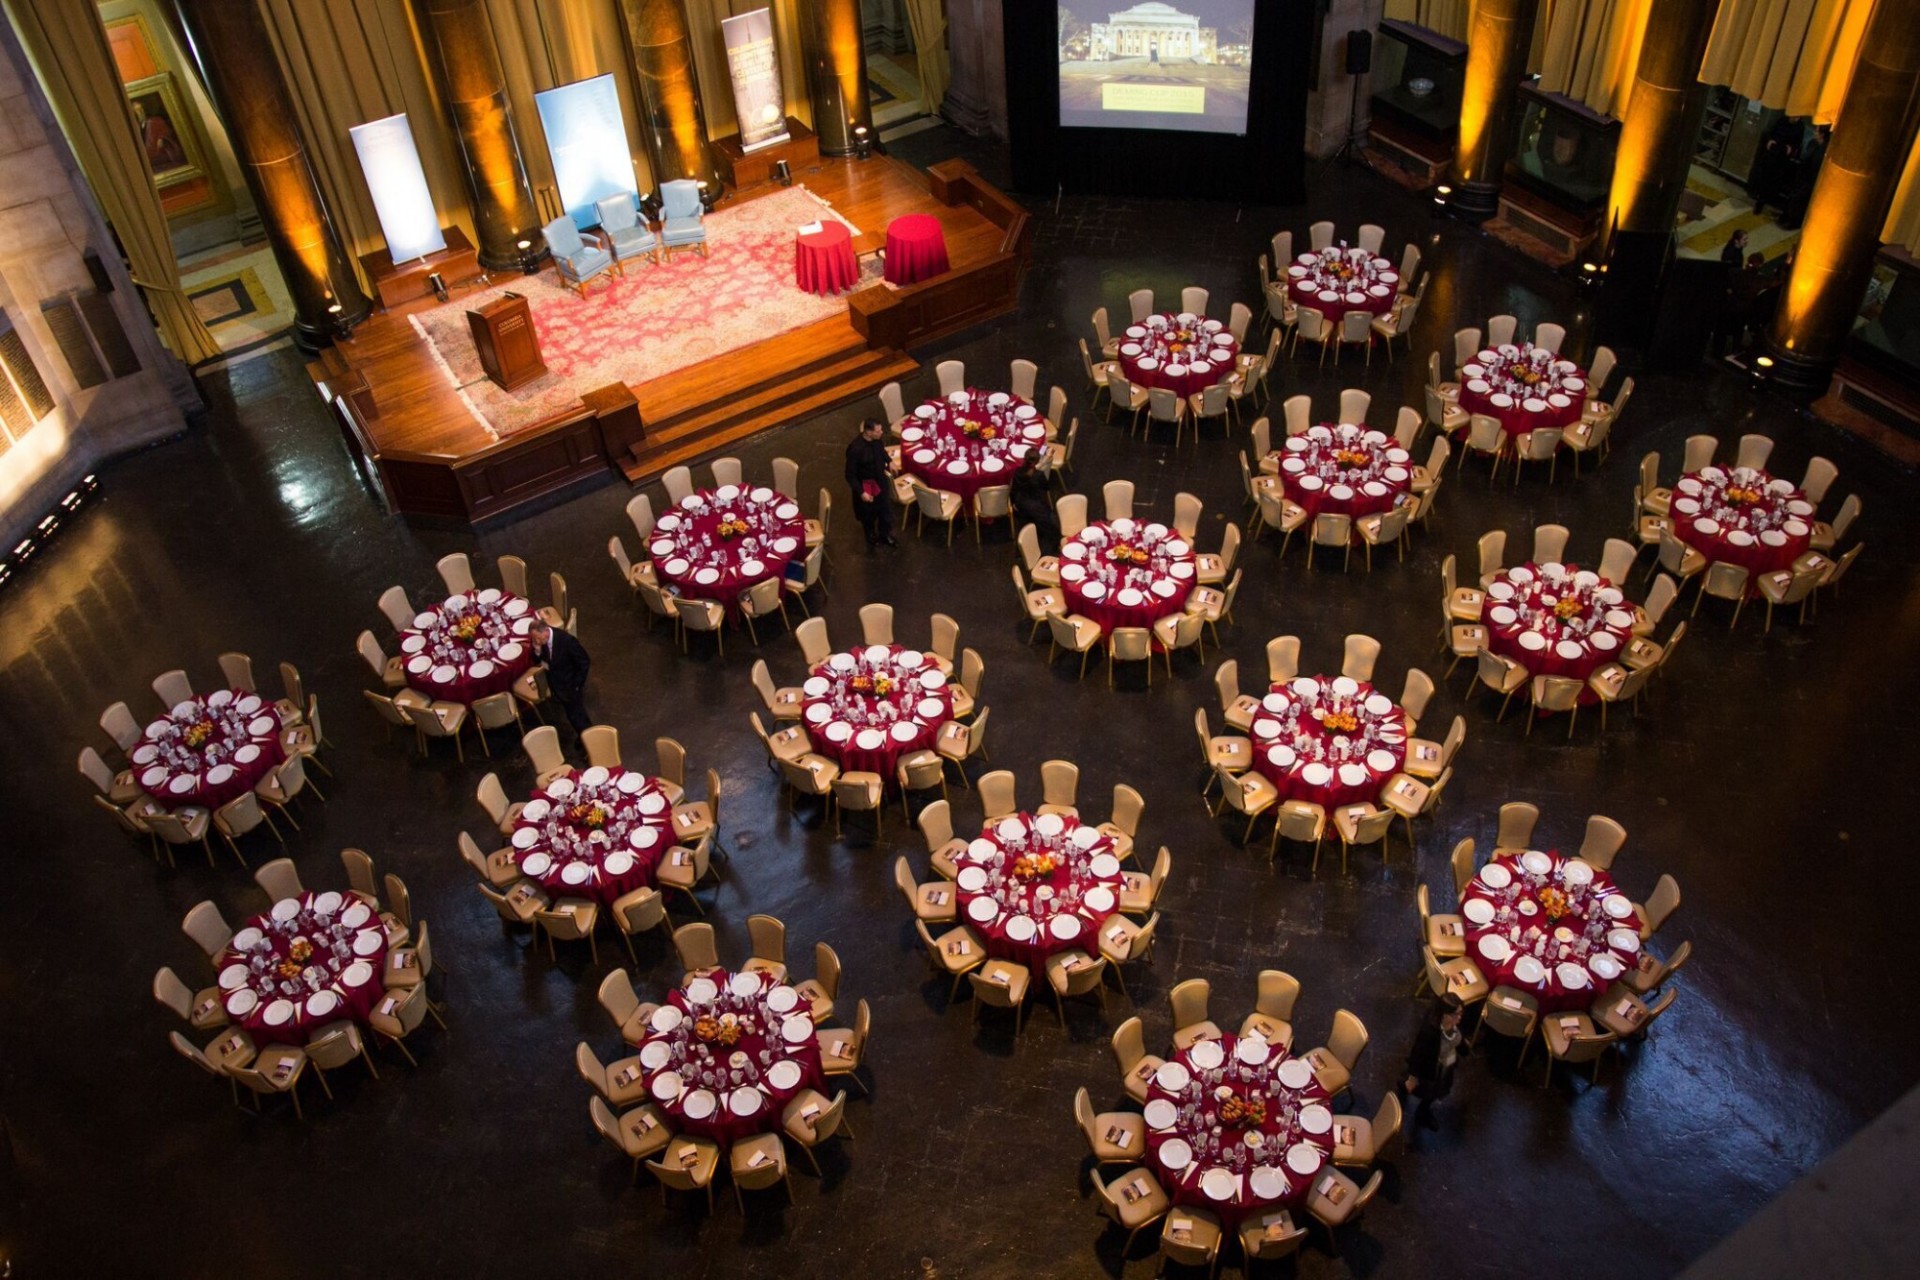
311,156,1032,526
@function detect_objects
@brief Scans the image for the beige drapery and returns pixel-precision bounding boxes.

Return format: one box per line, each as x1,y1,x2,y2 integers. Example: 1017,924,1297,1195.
901,0,949,115
1384,0,1478,44
2,0,220,363
1535,0,1649,118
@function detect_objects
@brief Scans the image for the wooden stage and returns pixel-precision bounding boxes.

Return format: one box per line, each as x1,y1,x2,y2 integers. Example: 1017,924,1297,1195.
312,156,1033,526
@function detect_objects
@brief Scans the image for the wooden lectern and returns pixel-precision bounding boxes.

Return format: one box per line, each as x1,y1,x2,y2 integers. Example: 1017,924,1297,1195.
467,292,546,390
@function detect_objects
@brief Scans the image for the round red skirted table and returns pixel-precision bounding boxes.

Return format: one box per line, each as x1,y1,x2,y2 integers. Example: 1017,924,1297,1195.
215,891,389,1039
1286,248,1398,323
648,486,807,609
399,588,536,705
897,390,1049,509
954,811,1124,972
509,765,675,905
1272,424,1412,528
1144,1035,1337,1228
800,644,954,778
635,969,827,1146
1057,519,1196,636
1483,563,1634,701
1669,466,1813,584
884,213,949,284
795,220,858,295
1455,345,1587,443
133,690,285,810
1249,676,1406,809
1459,849,1643,1014
1117,313,1240,398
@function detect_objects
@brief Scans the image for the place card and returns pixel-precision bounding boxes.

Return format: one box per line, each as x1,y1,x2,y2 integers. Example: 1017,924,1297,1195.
1105,1126,1133,1148
928,889,949,905
1262,1212,1293,1240
748,1149,771,1168
1167,1217,1192,1240
801,1103,822,1122
678,1146,700,1169
1121,1180,1149,1204
945,938,970,956
1334,1123,1356,1147
616,1064,641,1086
1558,1016,1582,1033
1319,1175,1347,1204
990,971,1009,985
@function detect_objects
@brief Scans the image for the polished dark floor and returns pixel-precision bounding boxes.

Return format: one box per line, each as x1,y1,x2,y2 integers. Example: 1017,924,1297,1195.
4,129,1919,1279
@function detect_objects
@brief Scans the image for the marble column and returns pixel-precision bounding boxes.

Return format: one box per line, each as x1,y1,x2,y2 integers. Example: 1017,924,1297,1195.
803,0,872,154
1305,0,1384,160
617,0,718,187
414,0,544,269
1451,0,1540,220
1601,0,1717,249
173,0,369,349
942,0,1004,139
1764,0,1920,393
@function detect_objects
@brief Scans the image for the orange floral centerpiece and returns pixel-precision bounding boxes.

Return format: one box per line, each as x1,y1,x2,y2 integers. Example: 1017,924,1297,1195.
1511,363,1544,386
181,719,215,749
716,516,751,539
1537,886,1570,920
1106,543,1150,566
289,938,312,964
1332,447,1371,469
1319,709,1359,733
1723,484,1763,505
1554,596,1583,621
449,613,483,644
959,420,998,441
1219,1094,1267,1127
693,1014,742,1046
1011,851,1058,882
849,673,894,696
567,802,608,829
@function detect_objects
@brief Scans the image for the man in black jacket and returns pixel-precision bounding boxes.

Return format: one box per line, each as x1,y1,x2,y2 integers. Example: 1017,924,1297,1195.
529,619,592,735
845,417,897,547
1400,994,1467,1130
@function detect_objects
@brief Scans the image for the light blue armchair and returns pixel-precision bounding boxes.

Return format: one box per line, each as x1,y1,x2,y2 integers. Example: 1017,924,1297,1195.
658,179,709,258
542,214,614,296
593,194,660,269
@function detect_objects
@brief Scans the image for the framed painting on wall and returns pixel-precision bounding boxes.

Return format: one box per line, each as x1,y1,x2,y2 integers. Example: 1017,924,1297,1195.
125,71,206,190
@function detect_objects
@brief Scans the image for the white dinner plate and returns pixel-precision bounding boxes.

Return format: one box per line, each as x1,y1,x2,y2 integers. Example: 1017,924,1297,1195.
1072,825,1104,850
730,971,762,998
306,990,339,1018
1083,886,1117,914
967,895,999,923
1237,1037,1270,1066
1298,1103,1332,1135
766,1060,804,1091
1048,915,1080,941
1589,954,1625,981
1608,929,1642,954
650,1005,684,1033
781,1014,813,1044
342,961,373,988
1156,1060,1192,1092
580,765,610,788
1602,894,1634,919
640,1041,672,1071
353,930,384,957
1190,1039,1225,1070
1202,1169,1238,1201
1562,859,1594,886
1478,934,1513,963
512,827,540,851
225,988,259,1016
616,772,644,795
263,999,294,1027
1286,1143,1322,1176
1160,1138,1194,1171
1480,863,1513,891
766,985,799,1013
1005,916,1038,942
685,978,719,1006
1144,1098,1178,1130
1462,898,1495,925
603,851,634,876
1513,956,1547,985
637,793,667,815
272,898,301,923
560,861,590,886
1250,1165,1289,1200
729,1086,763,1117
311,891,342,917
956,866,989,894
340,903,371,929
1034,812,1065,837
650,1071,685,1103
1300,763,1333,787
1557,962,1593,989
1276,1058,1312,1090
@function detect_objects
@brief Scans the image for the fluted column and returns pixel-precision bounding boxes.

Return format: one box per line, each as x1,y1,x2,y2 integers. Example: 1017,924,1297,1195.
1601,0,1716,251
414,0,544,269
616,0,718,188
172,0,368,350
1764,0,1920,393
1451,0,1540,220
802,0,872,155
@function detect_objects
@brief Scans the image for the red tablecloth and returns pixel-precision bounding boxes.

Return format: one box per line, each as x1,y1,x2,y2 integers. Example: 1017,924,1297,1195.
1274,424,1412,529
1144,1035,1336,1228
1483,563,1634,701
635,969,827,1146
510,766,674,906
1249,677,1406,809
800,644,953,778
1456,346,1587,442
216,891,389,1039
399,589,535,705
1058,519,1196,636
884,213,948,284
953,811,1124,973
1286,249,1398,323
648,487,806,610
898,390,1049,509
133,691,284,810
795,221,857,295
1460,850,1641,1014
1117,314,1239,398
1669,467,1813,583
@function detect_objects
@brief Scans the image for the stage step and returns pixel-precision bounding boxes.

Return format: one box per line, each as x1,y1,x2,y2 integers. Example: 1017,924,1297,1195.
620,339,916,485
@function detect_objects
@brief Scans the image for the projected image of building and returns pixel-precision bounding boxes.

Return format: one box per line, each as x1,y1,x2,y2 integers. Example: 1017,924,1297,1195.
1087,3,1218,64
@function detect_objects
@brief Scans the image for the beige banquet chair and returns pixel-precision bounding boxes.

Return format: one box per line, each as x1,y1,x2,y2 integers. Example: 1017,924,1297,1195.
436,552,475,595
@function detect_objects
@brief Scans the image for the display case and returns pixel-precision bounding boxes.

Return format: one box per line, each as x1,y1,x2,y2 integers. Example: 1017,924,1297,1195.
1370,20,1465,141
1504,85,1619,213
1848,250,1920,380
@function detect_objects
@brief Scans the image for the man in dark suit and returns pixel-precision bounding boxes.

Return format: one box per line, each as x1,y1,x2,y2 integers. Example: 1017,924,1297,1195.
845,417,897,548
529,619,592,734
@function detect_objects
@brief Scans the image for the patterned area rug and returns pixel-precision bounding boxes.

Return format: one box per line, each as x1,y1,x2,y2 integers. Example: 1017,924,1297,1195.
179,242,293,357
410,186,877,439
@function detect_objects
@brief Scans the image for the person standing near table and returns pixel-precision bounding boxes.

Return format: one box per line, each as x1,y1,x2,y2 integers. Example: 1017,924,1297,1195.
845,417,897,548
1400,995,1467,1130
1010,455,1060,551
529,619,592,736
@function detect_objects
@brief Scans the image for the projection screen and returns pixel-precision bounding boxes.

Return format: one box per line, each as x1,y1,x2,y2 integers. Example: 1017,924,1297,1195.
1057,2,1256,135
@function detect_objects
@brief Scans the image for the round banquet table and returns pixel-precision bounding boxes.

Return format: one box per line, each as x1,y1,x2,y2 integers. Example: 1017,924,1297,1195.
1669,466,1813,584
800,644,953,778
1058,519,1196,636
898,390,1049,509
1249,676,1406,809
216,891,389,1039
510,766,675,906
1273,424,1412,528
795,220,857,295
1286,249,1398,323
133,691,284,810
1460,849,1642,1013
1483,563,1634,701
648,486,806,609
399,588,535,705
636,968,826,1146
1144,1035,1336,1227
954,811,1124,973
884,213,949,285
1455,345,1587,442
1117,313,1240,399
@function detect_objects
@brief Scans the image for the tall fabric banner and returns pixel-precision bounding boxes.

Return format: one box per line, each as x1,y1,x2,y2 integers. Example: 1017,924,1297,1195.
534,73,639,229
348,114,446,263
722,8,790,151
